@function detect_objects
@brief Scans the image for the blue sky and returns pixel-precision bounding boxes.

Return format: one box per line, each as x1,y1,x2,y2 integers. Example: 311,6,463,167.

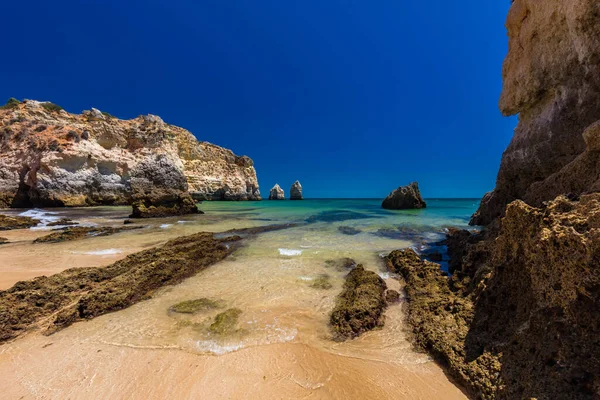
2,0,515,198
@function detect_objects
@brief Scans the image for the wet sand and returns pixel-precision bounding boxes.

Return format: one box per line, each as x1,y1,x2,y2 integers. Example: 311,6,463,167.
0,332,465,400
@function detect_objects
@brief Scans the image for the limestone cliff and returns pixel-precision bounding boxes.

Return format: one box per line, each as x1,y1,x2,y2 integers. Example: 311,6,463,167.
0,100,261,208
472,0,600,225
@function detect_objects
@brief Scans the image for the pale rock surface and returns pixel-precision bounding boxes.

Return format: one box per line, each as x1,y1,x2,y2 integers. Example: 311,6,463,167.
472,0,600,225
290,180,303,200
0,100,261,207
268,184,285,200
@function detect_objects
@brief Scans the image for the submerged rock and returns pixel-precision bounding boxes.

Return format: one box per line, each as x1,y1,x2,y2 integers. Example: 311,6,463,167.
337,226,361,235
0,214,39,230
0,237,8,245
309,274,333,290
330,265,387,341
381,182,426,210
33,226,143,243
209,308,243,335
0,232,239,342
169,298,224,314
324,258,357,271
290,181,303,200
46,218,78,227
268,184,285,200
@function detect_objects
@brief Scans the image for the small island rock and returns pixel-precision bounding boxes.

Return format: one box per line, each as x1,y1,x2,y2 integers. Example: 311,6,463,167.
381,182,426,210
290,180,303,200
268,184,285,200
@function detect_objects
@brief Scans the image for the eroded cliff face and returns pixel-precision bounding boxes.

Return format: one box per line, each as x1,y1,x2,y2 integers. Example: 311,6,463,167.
0,100,261,208
472,0,600,225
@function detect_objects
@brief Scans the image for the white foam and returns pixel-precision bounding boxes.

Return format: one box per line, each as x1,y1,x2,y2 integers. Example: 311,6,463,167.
279,248,302,256
160,224,172,229
298,276,313,281
74,248,123,256
195,340,245,355
378,272,391,279
19,209,60,230
177,220,190,224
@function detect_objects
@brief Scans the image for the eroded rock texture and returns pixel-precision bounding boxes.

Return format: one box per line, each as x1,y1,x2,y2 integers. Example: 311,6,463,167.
268,184,285,200
381,181,426,210
290,180,303,200
395,195,600,399
0,100,261,208
472,0,600,225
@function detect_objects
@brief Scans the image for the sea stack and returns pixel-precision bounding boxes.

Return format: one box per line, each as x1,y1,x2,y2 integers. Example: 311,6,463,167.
290,180,303,200
381,182,426,210
268,184,285,200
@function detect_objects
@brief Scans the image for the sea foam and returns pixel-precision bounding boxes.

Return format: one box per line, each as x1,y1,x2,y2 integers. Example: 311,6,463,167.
279,248,302,256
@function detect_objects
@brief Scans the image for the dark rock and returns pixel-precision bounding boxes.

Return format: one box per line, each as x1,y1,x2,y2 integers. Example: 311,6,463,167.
34,226,143,243
209,308,243,335
47,218,78,227
169,298,224,314
324,258,357,271
0,237,8,245
337,226,361,235
268,184,285,200
0,214,39,230
330,265,387,341
290,180,303,200
381,182,426,210
385,290,400,304
123,219,134,225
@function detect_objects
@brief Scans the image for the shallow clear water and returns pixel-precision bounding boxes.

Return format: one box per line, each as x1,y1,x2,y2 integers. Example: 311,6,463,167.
1,198,479,361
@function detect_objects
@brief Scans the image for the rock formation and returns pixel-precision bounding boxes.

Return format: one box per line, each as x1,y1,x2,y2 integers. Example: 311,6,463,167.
472,0,600,225
128,154,199,218
0,100,261,208
290,180,303,200
268,184,285,200
381,182,426,210
330,265,387,341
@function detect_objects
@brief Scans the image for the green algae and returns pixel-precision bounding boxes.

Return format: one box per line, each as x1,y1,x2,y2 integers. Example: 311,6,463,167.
208,308,243,335
310,274,333,290
169,298,224,314
330,265,387,341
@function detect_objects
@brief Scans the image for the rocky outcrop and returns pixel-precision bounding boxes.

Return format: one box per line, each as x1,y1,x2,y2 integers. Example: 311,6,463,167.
129,154,199,218
268,184,284,200
381,182,426,210
0,100,261,208
330,265,387,341
33,226,143,243
0,214,39,230
0,232,240,342
290,180,303,200
472,0,600,225
395,194,600,399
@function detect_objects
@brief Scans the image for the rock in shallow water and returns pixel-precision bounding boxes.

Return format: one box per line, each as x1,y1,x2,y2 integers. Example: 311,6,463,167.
330,265,387,341
381,182,426,210
0,214,39,231
0,232,240,342
268,184,285,200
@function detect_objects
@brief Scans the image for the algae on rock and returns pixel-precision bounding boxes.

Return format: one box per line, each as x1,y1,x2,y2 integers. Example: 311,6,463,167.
169,298,224,314
209,308,243,335
330,265,387,341
0,232,240,343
